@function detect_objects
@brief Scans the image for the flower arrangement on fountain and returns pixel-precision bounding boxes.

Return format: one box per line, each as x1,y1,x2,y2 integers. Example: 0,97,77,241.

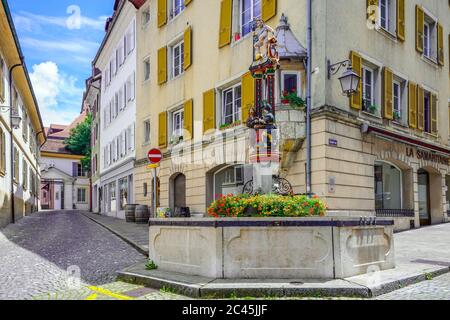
281,89,305,109
207,193,327,218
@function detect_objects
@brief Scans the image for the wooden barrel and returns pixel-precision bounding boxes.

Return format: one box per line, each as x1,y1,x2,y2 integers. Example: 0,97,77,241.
135,205,150,224
125,204,137,222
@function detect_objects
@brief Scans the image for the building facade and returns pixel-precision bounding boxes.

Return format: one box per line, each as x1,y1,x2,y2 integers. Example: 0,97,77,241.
128,0,449,231
94,0,138,219
0,0,45,228
40,110,90,211
83,70,102,213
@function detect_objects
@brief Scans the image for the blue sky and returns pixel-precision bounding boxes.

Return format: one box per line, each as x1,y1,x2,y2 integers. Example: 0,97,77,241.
9,0,113,126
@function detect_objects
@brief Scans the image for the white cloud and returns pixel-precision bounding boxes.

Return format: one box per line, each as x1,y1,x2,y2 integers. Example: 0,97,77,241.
29,61,83,126
21,37,98,55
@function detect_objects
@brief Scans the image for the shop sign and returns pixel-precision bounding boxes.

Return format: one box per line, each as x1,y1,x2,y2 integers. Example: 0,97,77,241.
406,147,450,166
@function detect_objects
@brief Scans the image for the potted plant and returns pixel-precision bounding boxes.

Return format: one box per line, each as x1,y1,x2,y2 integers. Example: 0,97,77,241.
368,104,378,115
281,89,305,109
393,110,401,121
169,135,183,146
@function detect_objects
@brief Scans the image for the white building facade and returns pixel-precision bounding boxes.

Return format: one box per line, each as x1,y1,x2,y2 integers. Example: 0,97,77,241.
94,1,137,219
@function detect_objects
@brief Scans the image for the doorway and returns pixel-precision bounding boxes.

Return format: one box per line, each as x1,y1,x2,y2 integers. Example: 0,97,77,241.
170,173,186,212
418,169,431,226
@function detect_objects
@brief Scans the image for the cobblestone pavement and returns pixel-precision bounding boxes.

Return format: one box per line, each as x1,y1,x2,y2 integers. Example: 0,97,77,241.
375,272,450,300
0,211,186,300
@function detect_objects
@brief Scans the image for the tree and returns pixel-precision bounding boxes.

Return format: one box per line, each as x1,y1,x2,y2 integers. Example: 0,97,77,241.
64,113,92,171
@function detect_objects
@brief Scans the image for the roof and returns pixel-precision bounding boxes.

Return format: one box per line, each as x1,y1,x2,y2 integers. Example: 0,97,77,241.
40,105,88,155
275,14,307,60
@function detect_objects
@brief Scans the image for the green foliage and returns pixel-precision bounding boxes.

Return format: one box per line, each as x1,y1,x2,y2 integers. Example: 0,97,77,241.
207,194,327,218
64,114,92,171
281,89,305,108
145,259,158,270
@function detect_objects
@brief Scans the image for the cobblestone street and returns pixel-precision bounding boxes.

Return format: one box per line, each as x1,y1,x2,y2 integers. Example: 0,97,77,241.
1,210,450,300
0,211,185,300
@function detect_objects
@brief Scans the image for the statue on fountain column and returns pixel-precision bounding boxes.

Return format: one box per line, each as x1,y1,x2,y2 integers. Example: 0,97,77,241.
253,19,279,66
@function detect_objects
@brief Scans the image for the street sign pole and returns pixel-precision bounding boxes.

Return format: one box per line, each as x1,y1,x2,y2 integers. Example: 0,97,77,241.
153,167,157,217
147,149,163,217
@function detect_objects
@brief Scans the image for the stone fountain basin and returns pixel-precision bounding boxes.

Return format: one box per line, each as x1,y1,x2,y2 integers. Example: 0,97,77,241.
148,217,395,279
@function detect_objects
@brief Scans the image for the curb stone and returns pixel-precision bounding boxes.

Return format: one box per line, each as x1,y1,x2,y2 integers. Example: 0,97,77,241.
81,213,149,257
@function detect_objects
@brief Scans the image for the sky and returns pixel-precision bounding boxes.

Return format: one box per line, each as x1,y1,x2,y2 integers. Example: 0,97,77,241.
9,0,114,126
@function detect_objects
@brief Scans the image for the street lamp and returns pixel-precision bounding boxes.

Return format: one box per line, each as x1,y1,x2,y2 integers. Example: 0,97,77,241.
0,106,22,129
327,59,360,97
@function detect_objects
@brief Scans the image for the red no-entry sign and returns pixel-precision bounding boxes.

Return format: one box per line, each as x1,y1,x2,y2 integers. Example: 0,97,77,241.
147,148,163,164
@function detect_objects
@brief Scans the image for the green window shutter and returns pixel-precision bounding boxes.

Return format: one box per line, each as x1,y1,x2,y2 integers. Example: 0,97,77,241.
262,0,277,22
416,5,424,53
184,26,192,70
157,46,167,85
158,112,167,148
241,72,255,123
157,0,167,28
349,51,362,110
203,89,216,133
397,0,405,41
184,99,193,141
383,67,393,120
218,0,232,48
408,82,417,129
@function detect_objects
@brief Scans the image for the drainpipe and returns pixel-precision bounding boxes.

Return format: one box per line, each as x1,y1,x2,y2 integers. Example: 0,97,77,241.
9,61,23,224
305,0,312,196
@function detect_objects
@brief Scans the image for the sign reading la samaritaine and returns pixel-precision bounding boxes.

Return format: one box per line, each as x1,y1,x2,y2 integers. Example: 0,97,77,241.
406,147,450,165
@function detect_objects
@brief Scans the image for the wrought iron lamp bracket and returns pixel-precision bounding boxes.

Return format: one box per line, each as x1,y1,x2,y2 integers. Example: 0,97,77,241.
327,59,352,79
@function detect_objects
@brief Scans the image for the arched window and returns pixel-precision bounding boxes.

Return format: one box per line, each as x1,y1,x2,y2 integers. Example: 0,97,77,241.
213,164,252,197
374,161,402,209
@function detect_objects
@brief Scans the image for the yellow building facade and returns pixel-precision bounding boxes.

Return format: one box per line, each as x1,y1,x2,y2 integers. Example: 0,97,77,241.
0,0,46,227
134,0,450,231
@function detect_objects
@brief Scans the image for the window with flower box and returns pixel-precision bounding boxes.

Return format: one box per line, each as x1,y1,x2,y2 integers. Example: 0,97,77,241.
221,84,242,127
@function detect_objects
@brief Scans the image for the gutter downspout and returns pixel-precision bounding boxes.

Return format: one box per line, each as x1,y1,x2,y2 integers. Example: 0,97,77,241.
306,0,312,196
9,61,23,224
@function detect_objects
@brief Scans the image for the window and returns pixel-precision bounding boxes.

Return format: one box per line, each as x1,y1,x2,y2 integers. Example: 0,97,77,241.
142,7,151,26
362,67,375,112
22,107,28,141
0,127,5,174
240,0,261,37
393,80,401,120
171,109,184,139
13,147,19,183
77,188,86,203
374,161,402,210
119,177,128,210
0,57,5,102
171,0,185,19
143,58,150,81
213,165,252,200
171,40,184,78
281,71,301,97
424,92,431,133
22,160,28,190
222,84,242,125
77,163,86,177
423,21,431,58
144,120,151,143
